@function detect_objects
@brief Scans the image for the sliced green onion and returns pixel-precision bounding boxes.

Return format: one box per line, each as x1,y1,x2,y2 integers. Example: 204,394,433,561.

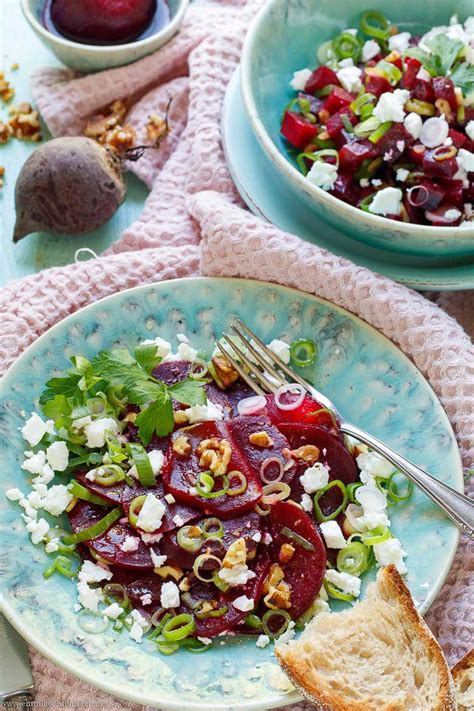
360,10,390,40
162,613,196,642
356,156,383,179
128,495,146,528
180,638,212,653
350,92,376,116
314,84,335,98
68,481,109,506
211,571,230,592
360,193,376,212
324,580,354,602
195,472,229,499
374,59,402,86
127,443,155,487
201,517,224,540
93,464,125,487
281,526,315,551
245,614,263,631
360,103,374,120
337,542,370,575
262,482,291,504
314,480,348,522
195,603,228,619
386,471,414,503
227,470,248,496
255,502,271,516
262,609,291,640
45,529,77,554
290,338,317,367
368,121,393,144
297,150,338,177
314,135,338,150
281,97,299,121
193,553,222,582
155,637,180,655
361,526,391,546
317,39,335,65
332,32,362,62
77,609,109,634
189,358,210,381
43,554,80,580
405,98,435,116
347,482,363,503
176,525,203,553
354,116,381,138
63,507,121,544
341,113,355,133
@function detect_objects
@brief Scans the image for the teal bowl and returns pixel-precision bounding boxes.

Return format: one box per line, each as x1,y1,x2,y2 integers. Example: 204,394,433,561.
21,0,189,73
241,0,474,258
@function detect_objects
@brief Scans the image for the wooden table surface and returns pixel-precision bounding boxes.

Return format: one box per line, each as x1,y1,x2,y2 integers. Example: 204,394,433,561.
0,0,149,287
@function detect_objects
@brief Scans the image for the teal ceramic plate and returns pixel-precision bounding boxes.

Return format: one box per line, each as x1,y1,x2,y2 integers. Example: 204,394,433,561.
223,70,474,292
0,278,462,710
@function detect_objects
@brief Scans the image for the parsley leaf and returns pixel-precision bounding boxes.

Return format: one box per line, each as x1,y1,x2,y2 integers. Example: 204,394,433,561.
168,379,207,406
135,395,174,445
91,350,165,406
450,62,474,95
134,344,161,374
425,34,464,75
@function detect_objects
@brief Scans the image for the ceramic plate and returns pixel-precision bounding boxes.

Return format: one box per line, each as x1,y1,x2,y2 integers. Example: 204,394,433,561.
223,70,474,292
0,278,462,710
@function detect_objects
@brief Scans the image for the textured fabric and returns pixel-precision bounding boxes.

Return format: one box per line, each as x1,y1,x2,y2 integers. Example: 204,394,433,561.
0,0,470,707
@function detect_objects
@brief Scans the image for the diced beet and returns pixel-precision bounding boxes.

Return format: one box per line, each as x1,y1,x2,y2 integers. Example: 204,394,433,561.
464,183,474,203
407,143,426,165
264,393,338,433
440,180,464,208
298,92,323,115
226,415,295,484
322,86,354,115
376,124,414,163
425,203,462,226
448,129,466,150
422,150,458,179
160,510,262,569
326,106,357,139
432,77,457,113
419,179,446,210
403,196,425,224
330,173,362,206
412,78,435,104
339,139,379,172
401,57,421,91
304,66,340,94
164,421,263,517
267,501,326,619
336,128,359,147
465,108,474,123
364,74,392,98
281,111,319,150
387,53,403,71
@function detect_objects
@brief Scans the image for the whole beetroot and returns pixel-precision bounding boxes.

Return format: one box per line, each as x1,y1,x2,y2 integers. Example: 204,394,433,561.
13,136,126,242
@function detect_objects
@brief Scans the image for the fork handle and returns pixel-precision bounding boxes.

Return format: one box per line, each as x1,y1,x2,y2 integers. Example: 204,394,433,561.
341,421,474,540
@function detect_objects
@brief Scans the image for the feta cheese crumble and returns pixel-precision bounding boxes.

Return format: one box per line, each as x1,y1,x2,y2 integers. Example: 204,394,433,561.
396,168,410,182
290,68,312,91
84,417,119,448
46,441,69,472
466,121,474,141
267,339,291,364
160,581,180,609
458,149,474,174
232,595,254,612
368,187,403,217
136,493,166,533
373,537,407,574
21,413,51,446
388,32,411,54
256,634,271,648
325,569,361,597
336,64,363,94
319,520,347,549
128,609,149,642
79,561,113,584
299,462,330,494
373,90,409,123
150,550,167,568
307,160,338,191
404,112,423,140
301,493,313,513
103,602,123,619
183,400,224,424
362,39,380,62
120,536,140,552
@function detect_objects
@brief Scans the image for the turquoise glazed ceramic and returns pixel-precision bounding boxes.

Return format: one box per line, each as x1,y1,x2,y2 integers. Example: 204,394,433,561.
21,0,189,72
241,0,474,258
223,71,474,292
0,278,462,710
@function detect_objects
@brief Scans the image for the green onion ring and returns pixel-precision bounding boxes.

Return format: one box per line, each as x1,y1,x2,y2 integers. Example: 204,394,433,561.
360,10,390,40
347,482,363,503
77,609,109,635
181,638,212,653
350,92,376,116
368,121,393,144
361,526,392,546
195,603,229,619
45,529,77,554
354,116,381,138
68,481,109,506
162,613,196,642
262,482,291,505
244,614,263,631
211,571,230,592
308,407,337,427
281,526,315,551
127,443,155,487
332,32,362,62
195,472,229,499
255,502,271,516
93,464,126,487
189,358,210,381
201,517,224,540
317,39,335,64
42,554,80,580
193,553,222,582
155,637,180,655
176,525,203,553
227,470,248,496
373,59,402,86
63,507,122,545
313,480,348,523
290,338,317,367
337,542,370,575
324,580,354,602
386,472,414,503
262,610,291,640
128,495,147,528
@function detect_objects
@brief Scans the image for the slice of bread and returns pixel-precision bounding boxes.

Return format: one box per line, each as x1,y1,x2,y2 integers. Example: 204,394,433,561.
275,565,456,711
452,648,474,711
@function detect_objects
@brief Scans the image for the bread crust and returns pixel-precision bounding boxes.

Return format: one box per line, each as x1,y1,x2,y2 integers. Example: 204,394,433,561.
452,648,474,679
275,565,457,711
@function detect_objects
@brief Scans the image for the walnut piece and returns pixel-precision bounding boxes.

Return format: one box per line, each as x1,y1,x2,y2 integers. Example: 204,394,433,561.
290,445,320,464
84,99,135,155
248,430,274,448
197,437,232,476
0,122,13,144
279,543,295,564
174,410,189,425
0,72,15,103
154,565,183,580
263,564,292,610
146,112,169,146
172,434,192,459
211,355,239,389
8,103,42,142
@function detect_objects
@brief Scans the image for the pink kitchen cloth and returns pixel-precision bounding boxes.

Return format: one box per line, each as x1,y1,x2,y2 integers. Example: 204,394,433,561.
0,0,471,708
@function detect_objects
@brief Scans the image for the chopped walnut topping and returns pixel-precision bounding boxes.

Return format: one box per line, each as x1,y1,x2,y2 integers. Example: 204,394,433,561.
211,355,239,389
154,565,183,580
248,431,274,448
197,437,232,476
0,166,4,189
0,73,15,103
178,576,191,592
221,537,247,570
0,121,13,144
8,103,42,142
84,99,135,155
279,543,295,564
146,112,169,147
172,434,192,459
290,445,320,464
263,563,285,594
104,125,136,153
263,564,292,609
174,410,189,425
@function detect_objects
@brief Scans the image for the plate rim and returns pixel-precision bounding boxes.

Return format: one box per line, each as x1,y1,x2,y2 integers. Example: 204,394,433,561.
0,276,462,710
222,69,474,292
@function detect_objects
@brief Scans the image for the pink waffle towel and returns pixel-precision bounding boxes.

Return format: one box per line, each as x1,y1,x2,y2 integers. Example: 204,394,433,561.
0,1,471,708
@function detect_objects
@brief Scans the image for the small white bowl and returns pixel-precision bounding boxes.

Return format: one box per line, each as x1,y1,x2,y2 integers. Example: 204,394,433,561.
21,0,189,73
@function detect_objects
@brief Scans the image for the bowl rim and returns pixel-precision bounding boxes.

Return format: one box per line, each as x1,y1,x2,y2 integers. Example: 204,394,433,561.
20,0,190,55
240,0,474,244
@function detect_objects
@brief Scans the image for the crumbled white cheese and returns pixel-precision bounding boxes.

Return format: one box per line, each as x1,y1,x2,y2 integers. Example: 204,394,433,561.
102,602,123,619
307,160,338,191
172,514,184,527
219,565,256,587
176,342,199,362
45,538,60,553
372,179,382,187
176,333,189,343
458,149,474,173
77,581,102,612
396,168,410,182
301,493,313,513
299,463,330,494
136,493,166,533
84,417,119,449
150,550,167,568
388,32,411,53
128,609,149,642
164,493,176,504
120,536,140,552
79,560,113,584
26,517,49,544
336,65,363,94
358,508,390,530
275,620,296,646
467,121,474,141
290,68,312,91
183,401,224,424
416,66,431,82
404,112,423,140
72,415,92,431
256,634,271,648
46,441,69,472
325,569,361,597
373,537,407,574
140,593,152,606
21,413,51,446
141,336,172,359
160,581,180,609
360,178,370,188
40,484,73,516
21,450,47,475
319,520,347,549
140,531,163,544
251,531,262,543
444,208,462,221
5,488,24,501
267,339,291,364
232,595,254,612
362,39,380,62
197,636,213,646
373,89,409,123
368,187,403,217
129,448,164,481
357,451,394,480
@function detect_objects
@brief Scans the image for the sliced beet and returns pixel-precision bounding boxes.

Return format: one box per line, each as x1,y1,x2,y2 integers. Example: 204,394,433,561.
152,360,192,385
267,501,326,619
126,574,164,608
265,393,338,434
160,510,262,569
68,499,107,532
163,421,263,517
205,379,261,419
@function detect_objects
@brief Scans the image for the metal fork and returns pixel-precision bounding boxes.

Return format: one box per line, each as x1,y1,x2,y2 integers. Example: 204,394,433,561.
217,319,474,540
